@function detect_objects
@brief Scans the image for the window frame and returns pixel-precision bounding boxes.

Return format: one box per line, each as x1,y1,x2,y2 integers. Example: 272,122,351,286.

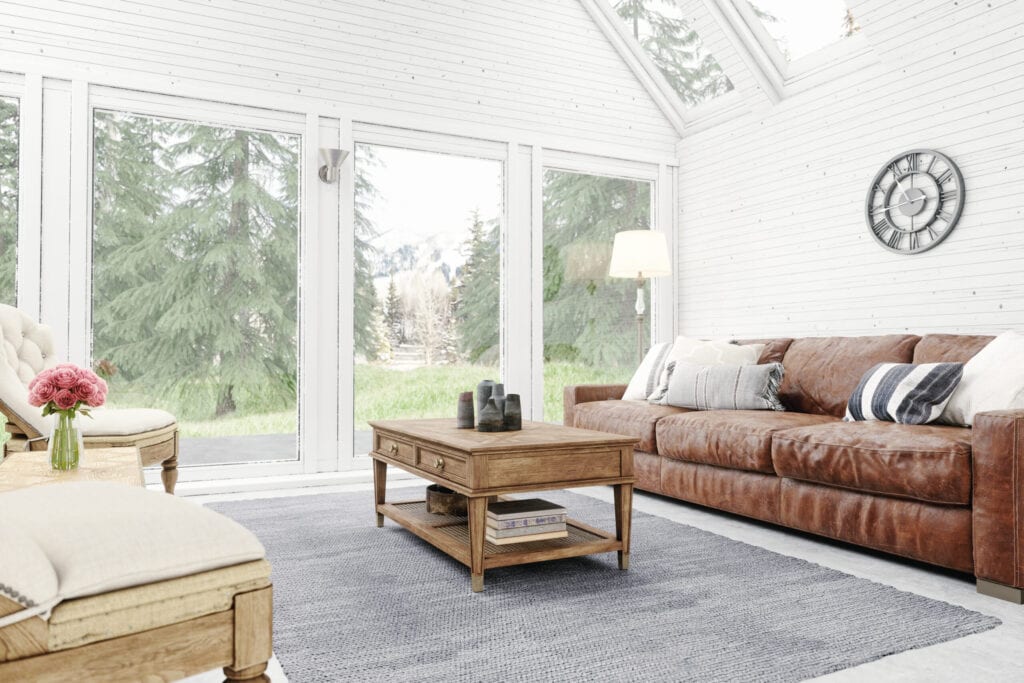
84,86,332,484
729,0,873,94
533,150,674,421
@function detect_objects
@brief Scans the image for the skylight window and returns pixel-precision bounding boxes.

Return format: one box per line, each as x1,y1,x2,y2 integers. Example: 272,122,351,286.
614,0,734,108
747,0,859,62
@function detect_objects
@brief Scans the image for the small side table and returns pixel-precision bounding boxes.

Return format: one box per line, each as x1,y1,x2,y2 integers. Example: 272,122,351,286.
0,446,144,493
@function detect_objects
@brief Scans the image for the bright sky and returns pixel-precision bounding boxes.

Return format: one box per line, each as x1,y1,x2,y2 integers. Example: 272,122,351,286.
751,0,851,61
357,145,502,254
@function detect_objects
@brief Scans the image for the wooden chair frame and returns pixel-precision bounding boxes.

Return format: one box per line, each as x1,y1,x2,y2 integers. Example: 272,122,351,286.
0,585,272,682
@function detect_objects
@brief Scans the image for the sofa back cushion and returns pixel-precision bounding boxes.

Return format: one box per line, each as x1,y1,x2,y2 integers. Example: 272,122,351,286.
913,333,994,364
733,338,794,364
778,335,920,416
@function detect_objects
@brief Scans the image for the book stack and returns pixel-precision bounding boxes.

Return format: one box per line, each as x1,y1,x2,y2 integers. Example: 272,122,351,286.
485,498,568,545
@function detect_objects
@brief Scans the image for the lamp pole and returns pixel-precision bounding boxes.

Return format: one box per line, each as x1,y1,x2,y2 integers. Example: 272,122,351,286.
634,273,646,365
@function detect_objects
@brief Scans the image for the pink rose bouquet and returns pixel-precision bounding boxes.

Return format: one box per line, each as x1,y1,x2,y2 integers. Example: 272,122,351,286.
28,363,108,418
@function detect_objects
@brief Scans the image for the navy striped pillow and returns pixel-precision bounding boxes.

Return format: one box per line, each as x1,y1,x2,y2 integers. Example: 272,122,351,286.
845,362,964,425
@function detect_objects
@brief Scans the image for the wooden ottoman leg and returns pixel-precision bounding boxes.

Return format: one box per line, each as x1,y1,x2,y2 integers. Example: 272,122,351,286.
225,586,273,682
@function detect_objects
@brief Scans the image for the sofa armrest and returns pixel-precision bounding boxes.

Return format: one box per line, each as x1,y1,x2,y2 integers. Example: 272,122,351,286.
563,384,627,426
972,409,1024,590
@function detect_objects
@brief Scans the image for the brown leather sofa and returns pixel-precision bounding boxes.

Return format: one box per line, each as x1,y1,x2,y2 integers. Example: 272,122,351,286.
564,333,1024,603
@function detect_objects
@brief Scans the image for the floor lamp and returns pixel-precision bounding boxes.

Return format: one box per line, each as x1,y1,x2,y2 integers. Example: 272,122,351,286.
609,230,671,365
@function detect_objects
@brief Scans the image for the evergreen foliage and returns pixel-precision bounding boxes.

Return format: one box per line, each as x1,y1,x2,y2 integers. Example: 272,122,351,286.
454,209,500,363
384,275,404,344
353,144,389,361
92,111,300,419
614,0,733,107
0,98,18,305
542,170,650,369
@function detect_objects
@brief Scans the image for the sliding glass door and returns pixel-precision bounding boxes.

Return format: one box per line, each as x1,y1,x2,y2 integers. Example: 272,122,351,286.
352,143,503,454
91,109,301,467
542,169,653,422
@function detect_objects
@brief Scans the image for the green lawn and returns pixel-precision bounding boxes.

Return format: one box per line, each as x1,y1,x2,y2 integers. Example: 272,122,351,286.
95,361,632,439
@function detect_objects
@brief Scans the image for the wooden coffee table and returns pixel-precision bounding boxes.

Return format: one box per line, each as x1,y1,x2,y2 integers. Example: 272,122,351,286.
0,446,143,493
369,418,637,592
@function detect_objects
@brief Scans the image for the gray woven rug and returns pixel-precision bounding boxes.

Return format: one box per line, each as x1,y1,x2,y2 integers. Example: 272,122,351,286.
211,490,999,683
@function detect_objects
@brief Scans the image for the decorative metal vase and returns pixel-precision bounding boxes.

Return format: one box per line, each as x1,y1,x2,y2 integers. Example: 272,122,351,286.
503,393,522,431
48,411,83,471
477,397,505,432
456,391,475,429
476,380,496,414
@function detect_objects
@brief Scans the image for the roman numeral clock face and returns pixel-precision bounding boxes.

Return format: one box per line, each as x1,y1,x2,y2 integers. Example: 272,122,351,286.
865,149,965,254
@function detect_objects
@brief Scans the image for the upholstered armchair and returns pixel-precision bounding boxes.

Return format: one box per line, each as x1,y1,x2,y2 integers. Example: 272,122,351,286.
0,305,179,494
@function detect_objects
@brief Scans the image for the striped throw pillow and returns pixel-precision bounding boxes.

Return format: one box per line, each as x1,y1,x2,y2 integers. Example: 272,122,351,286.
845,362,964,425
622,342,672,401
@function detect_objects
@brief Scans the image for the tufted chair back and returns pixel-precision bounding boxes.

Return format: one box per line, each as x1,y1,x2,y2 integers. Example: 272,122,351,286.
0,304,59,436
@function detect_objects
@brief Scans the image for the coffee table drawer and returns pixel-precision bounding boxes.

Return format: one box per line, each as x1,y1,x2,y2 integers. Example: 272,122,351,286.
417,447,467,484
376,434,415,466
487,448,626,488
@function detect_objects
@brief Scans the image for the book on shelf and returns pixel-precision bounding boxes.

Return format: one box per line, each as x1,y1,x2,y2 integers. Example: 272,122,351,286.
486,498,566,520
487,514,566,530
485,529,569,545
486,522,566,539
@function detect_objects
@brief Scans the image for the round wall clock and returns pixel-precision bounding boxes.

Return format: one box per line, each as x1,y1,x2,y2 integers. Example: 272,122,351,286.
864,149,965,254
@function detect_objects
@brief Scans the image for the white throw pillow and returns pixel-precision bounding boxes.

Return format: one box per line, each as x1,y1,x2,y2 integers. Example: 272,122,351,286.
648,337,765,404
0,525,60,628
622,342,672,400
940,330,1024,426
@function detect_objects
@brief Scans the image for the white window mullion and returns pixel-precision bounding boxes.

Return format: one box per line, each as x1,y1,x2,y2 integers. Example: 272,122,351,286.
336,117,356,471
16,73,42,319
67,80,90,366
503,142,532,419
529,146,544,421
39,79,72,359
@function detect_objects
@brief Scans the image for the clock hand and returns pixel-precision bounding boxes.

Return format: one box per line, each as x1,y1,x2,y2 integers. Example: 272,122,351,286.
881,193,931,212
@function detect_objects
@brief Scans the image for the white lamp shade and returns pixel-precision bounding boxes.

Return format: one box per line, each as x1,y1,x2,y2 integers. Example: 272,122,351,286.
608,230,671,279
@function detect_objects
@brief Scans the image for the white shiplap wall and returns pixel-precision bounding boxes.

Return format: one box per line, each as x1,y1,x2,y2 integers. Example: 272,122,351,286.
0,0,679,158
677,0,1024,338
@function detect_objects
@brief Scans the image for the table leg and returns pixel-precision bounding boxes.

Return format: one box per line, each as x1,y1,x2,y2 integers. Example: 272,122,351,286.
373,458,387,527
613,483,633,570
468,496,487,592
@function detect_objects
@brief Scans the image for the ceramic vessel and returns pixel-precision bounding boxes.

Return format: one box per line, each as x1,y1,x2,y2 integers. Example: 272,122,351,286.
491,382,506,413
476,379,496,414
456,391,475,429
477,397,505,432
503,393,522,431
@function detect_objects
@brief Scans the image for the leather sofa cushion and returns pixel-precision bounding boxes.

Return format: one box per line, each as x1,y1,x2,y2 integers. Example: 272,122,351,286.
773,421,972,505
656,410,838,474
913,333,994,364
778,335,920,417
573,400,688,453
733,338,794,364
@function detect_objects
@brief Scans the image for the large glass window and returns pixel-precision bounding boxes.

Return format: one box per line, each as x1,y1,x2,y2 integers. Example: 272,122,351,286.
0,97,18,305
542,169,652,423
353,144,502,454
613,1,734,108
747,0,858,62
91,110,300,467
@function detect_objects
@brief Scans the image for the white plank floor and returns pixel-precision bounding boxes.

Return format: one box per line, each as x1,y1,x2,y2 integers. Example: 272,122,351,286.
183,480,1024,682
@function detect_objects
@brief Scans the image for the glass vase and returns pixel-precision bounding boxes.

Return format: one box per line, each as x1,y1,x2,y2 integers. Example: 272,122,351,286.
48,411,83,471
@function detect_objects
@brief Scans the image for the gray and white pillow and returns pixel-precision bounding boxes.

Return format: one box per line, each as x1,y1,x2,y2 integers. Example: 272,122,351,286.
647,337,765,403
845,362,964,425
662,362,785,411
622,342,672,401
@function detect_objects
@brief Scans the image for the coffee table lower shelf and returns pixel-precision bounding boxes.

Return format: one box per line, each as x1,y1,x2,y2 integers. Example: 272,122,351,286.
378,500,623,571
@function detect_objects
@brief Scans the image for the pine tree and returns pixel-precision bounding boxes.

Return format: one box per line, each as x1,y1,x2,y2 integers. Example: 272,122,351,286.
614,0,733,107
454,209,500,364
542,170,650,369
353,144,389,361
384,275,404,344
93,114,300,418
0,98,19,305
842,9,861,37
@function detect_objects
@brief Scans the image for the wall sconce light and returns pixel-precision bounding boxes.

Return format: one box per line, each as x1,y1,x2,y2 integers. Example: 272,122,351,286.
318,148,350,183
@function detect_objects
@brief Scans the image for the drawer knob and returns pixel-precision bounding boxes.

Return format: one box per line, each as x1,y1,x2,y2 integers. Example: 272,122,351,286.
389,443,398,455
434,457,445,470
